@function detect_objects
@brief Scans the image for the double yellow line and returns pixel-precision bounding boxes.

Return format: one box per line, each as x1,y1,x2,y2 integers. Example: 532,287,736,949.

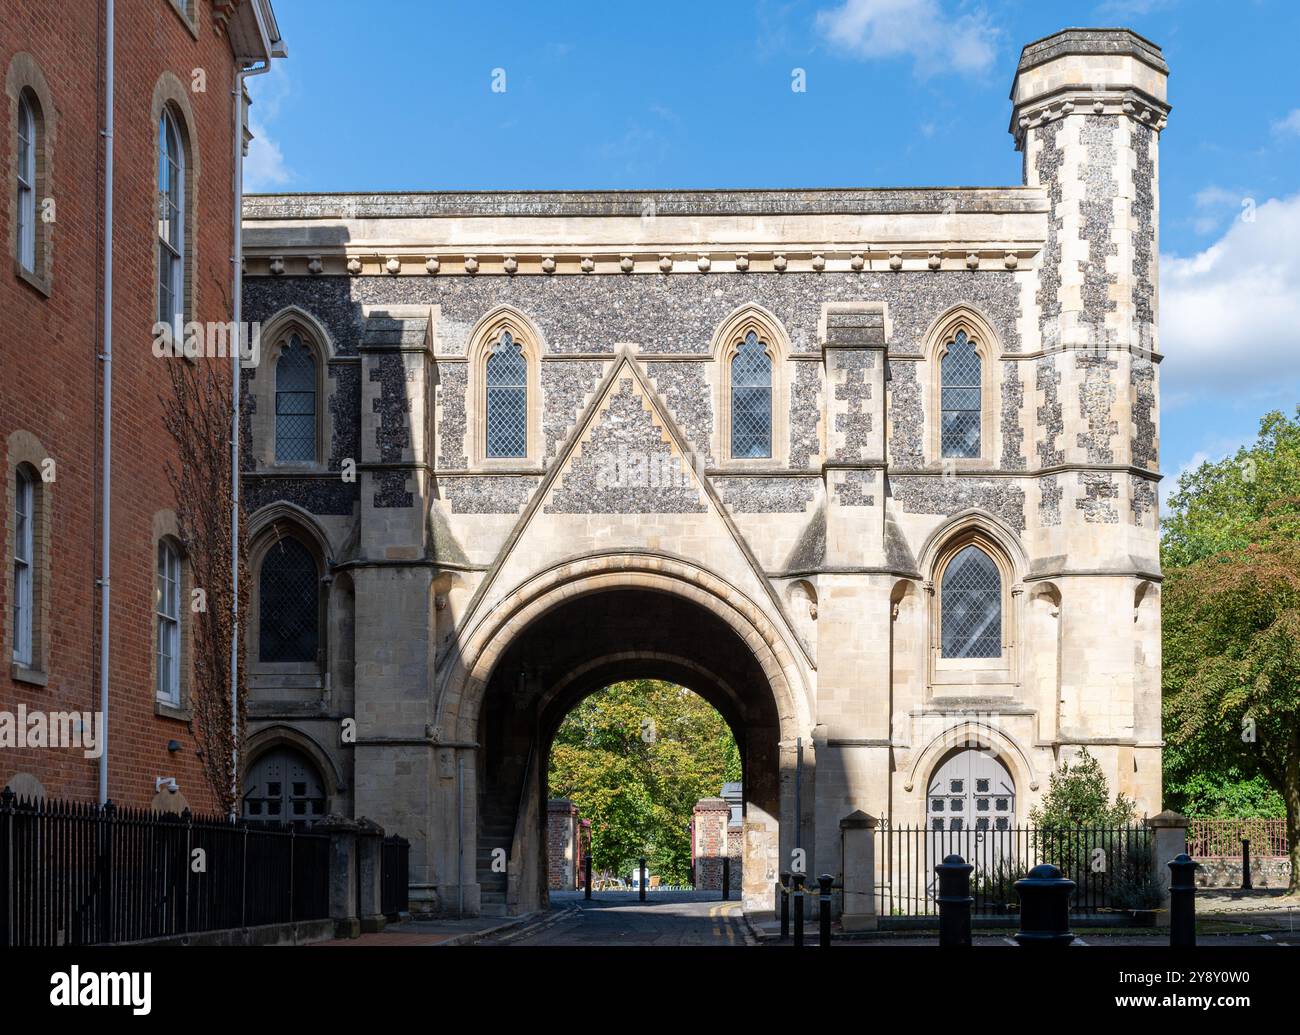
708,902,742,945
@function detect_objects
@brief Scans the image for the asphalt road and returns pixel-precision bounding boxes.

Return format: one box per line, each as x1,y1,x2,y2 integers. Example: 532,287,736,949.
482,891,749,946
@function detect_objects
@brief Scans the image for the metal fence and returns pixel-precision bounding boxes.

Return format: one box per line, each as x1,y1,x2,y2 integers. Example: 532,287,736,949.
0,787,330,946
1188,817,1289,858
380,835,409,918
876,823,1155,917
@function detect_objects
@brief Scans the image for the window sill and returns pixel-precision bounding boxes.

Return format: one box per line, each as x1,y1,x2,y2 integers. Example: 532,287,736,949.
11,663,48,687
14,261,51,298
155,699,192,723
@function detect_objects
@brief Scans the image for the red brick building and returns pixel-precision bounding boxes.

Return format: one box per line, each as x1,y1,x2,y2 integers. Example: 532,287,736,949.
0,1,284,811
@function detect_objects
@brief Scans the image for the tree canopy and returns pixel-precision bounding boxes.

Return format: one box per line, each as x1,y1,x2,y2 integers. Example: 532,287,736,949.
547,680,742,884
1161,407,1300,889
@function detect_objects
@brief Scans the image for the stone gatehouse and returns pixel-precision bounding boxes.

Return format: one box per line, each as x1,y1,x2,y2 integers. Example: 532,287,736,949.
236,28,1169,916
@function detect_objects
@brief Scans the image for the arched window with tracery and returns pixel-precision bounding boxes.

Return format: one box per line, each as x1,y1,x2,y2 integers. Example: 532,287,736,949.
486,330,528,458
730,331,773,459
275,334,317,462
940,330,981,458
940,544,1001,659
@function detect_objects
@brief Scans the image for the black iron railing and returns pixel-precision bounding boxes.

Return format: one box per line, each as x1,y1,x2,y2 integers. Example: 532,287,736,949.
0,787,330,946
380,835,409,918
876,823,1155,917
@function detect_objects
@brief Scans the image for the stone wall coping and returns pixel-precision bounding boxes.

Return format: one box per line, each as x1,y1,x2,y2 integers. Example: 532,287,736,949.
841,810,879,830
1147,810,1190,829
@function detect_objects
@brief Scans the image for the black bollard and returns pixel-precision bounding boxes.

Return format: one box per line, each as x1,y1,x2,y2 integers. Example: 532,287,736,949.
639,857,647,902
722,857,730,901
779,872,790,940
1241,839,1252,890
792,873,806,947
584,855,592,900
818,874,833,948
1014,863,1075,947
936,854,974,947
1169,853,1198,947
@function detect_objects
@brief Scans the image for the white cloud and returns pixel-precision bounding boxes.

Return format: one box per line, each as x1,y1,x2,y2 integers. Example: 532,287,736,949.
815,0,998,76
1160,193,1300,401
1272,108,1300,137
243,65,292,193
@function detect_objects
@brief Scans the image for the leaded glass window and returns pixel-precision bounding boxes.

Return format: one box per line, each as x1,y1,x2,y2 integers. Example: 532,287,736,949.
258,537,319,664
16,93,35,272
156,541,181,703
941,331,981,458
12,469,33,666
731,331,772,459
157,109,184,333
486,331,527,458
940,544,1002,658
275,335,317,462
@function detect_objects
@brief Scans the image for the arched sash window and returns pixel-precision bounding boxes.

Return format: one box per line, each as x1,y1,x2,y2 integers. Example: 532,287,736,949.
156,540,181,703
157,108,185,333
730,331,772,459
940,544,1001,658
940,331,981,458
16,93,36,271
486,331,527,458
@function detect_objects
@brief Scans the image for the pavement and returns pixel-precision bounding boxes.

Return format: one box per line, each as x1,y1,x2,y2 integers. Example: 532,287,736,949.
314,886,1300,948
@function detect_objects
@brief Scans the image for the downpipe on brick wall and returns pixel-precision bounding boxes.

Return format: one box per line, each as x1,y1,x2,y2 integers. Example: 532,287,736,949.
231,55,274,818
96,0,114,805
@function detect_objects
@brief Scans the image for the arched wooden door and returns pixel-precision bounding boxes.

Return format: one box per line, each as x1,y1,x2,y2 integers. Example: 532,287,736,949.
926,748,1016,832
242,746,327,825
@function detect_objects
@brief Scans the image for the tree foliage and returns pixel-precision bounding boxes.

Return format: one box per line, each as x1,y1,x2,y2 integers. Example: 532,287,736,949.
1029,748,1137,829
547,680,741,884
1161,408,1300,890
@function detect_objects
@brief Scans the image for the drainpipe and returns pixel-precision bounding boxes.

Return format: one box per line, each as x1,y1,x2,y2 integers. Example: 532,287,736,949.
231,59,272,817
96,0,115,805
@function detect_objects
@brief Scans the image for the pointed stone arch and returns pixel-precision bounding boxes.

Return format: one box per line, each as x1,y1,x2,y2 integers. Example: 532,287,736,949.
903,719,1040,796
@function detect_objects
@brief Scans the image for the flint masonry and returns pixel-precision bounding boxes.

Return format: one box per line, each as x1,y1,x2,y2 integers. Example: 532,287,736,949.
237,28,1169,915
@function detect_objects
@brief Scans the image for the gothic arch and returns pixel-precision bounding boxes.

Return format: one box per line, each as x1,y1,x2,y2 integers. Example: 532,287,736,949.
903,719,1040,795
710,304,790,465
244,723,345,799
436,551,810,745
467,304,545,467
922,304,1002,465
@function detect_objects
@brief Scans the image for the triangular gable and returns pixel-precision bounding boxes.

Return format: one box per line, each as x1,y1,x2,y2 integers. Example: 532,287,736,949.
452,347,814,669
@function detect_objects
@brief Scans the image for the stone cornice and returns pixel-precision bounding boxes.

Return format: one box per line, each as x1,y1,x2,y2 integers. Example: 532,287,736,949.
1011,86,1171,147
243,246,1041,278
1015,28,1167,77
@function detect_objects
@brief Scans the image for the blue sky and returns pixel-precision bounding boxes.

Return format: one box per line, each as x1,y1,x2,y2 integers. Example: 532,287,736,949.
247,0,1300,502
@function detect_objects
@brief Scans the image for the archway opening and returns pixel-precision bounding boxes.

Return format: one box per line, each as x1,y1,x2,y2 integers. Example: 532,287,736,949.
472,585,788,916
545,679,742,894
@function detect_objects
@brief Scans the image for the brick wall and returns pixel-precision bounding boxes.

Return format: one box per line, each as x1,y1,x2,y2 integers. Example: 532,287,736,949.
0,0,255,813
547,798,579,890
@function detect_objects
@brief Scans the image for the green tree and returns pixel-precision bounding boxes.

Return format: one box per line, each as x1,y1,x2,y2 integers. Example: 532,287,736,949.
1160,408,1300,890
547,680,741,884
1030,748,1137,829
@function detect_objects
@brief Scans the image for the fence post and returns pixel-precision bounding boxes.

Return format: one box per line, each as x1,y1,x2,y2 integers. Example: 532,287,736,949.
180,808,192,936
792,873,806,947
584,854,592,900
355,818,386,933
639,857,647,902
1013,863,1075,947
839,811,878,931
1147,811,1189,928
1241,839,1252,890
936,854,974,947
100,800,116,944
779,872,790,939
317,816,361,939
818,874,833,948
721,857,730,901
1168,853,1198,947
1,787,12,948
